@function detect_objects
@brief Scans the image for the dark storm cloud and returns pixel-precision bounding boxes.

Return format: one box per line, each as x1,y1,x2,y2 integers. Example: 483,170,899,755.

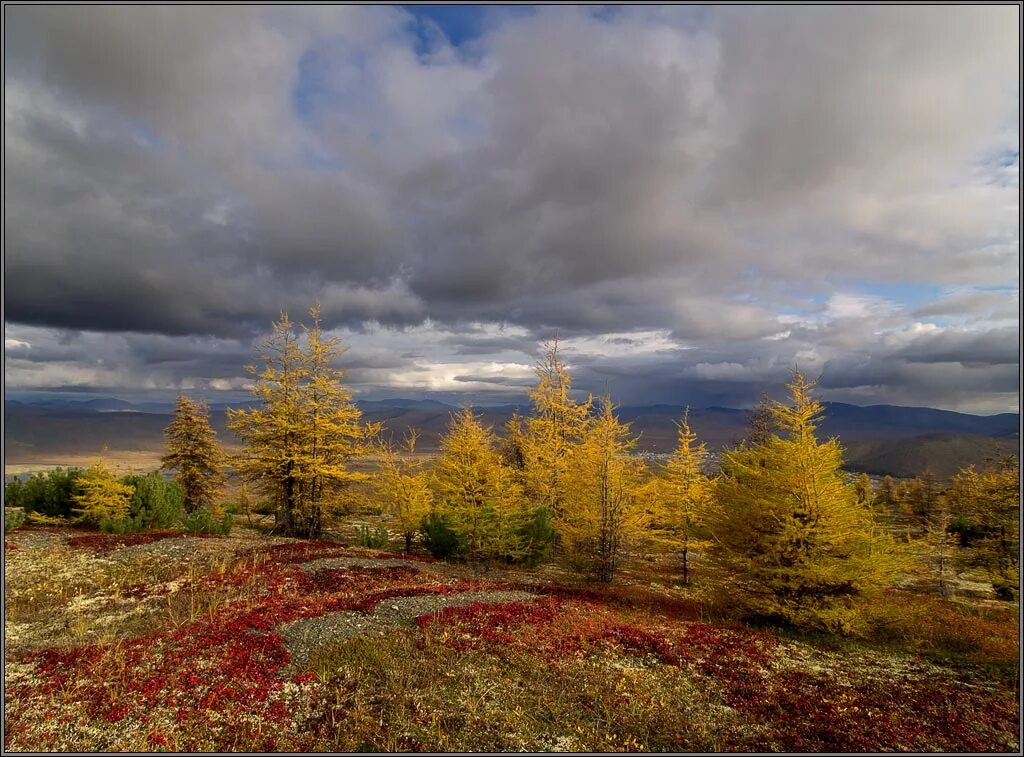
912,291,1020,321
891,328,1019,367
3,5,1019,412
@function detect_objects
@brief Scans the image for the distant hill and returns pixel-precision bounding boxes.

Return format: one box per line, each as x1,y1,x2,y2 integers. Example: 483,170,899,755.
3,397,1018,477
818,402,1019,440
3,403,177,459
841,433,1018,480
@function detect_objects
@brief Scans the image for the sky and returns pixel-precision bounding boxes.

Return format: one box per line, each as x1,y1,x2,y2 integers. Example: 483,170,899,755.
3,5,1020,413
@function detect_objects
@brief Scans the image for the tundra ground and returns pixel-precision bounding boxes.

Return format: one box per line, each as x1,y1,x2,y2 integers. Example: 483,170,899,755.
3,525,1019,752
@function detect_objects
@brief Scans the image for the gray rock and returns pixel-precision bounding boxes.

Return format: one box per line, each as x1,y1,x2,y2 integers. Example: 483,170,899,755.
280,589,535,672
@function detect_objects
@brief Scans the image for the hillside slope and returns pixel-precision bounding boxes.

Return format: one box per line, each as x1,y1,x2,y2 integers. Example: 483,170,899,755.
841,433,1018,479
4,398,1018,477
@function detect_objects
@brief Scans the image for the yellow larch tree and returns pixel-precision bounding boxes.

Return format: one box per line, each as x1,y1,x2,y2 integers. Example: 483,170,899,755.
853,473,873,506
228,305,380,538
921,498,959,598
745,390,776,446
161,394,224,514
500,411,528,472
375,429,434,553
432,406,526,563
228,310,306,535
706,371,906,632
73,461,135,527
522,339,592,519
656,408,713,586
560,396,649,583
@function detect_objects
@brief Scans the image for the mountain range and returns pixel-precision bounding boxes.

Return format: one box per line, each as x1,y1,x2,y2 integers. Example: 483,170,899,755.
3,397,1018,479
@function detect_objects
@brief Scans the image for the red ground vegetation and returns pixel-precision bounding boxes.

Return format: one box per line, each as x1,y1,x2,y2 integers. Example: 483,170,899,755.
65,531,222,555
4,532,1019,753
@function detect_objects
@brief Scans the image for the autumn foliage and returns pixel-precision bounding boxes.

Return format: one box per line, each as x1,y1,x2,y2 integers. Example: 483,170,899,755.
227,305,380,538
706,373,907,632
161,395,224,514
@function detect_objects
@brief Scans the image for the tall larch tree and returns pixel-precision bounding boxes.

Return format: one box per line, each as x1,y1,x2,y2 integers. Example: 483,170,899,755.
228,305,380,538
161,395,224,514
432,407,526,564
706,371,905,632
561,396,648,583
921,499,958,598
375,429,434,554
522,339,592,520
657,408,713,586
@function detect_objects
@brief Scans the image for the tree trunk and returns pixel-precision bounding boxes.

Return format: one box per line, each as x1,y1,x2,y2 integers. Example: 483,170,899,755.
279,473,295,536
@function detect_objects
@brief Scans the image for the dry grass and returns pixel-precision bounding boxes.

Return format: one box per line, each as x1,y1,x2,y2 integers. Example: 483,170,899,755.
4,450,164,477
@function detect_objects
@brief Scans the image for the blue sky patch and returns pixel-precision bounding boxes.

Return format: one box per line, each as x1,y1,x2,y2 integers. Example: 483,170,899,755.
401,4,535,48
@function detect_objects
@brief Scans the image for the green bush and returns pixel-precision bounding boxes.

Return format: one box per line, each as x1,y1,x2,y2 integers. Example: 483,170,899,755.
948,512,985,549
4,508,26,531
182,506,233,535
516,506,557,567
420,510,464,559
4,478,22,508
99,515,138,535
121,473,185,530
253,500,276,515
89,473,187,535
355,525,390,549
4,468,84,518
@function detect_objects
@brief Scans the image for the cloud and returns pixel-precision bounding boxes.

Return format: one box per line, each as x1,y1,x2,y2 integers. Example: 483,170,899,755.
3,5,1019,412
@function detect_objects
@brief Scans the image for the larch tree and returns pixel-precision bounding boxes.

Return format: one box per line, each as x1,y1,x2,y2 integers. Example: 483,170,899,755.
947,457,1019,600
73,461,134,527
745,391,776,446
656,408,713,586
706,371,905,632
901,469,939,526
500,411,528,471
236,482,255,529
853,473,873,506
432,407,526,564
161,395,224,514
560,396,648,583
375,429,434,554
876,475,897,508
228,305,380,538
522,339,592,520
921,499,959,598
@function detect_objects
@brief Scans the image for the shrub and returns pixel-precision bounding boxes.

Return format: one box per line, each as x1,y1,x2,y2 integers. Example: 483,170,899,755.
355,525,390,549
4,508,26,531
4,468,84,518
99,515,140,535
122,473,185,530
420,510,464,559
182,506,233,535
253,500,276,515
3,478,23,508
516,506,557,567
948,512,985,549
861,590,1019,665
